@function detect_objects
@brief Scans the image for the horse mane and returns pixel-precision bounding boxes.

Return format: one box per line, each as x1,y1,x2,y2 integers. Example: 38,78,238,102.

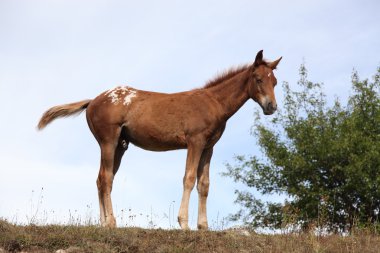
203,61,269,89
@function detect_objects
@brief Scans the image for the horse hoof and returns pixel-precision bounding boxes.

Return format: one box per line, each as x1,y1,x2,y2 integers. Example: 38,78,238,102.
178,218,190,230
197,223,208,230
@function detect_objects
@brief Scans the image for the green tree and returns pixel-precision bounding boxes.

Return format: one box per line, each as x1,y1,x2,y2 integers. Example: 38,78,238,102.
224,65,380,233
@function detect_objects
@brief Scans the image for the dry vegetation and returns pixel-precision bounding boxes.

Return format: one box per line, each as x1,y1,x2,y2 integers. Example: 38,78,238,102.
1,219,380,253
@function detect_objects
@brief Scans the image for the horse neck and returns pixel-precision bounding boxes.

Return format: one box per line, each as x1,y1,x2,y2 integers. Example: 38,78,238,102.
207,69,250,120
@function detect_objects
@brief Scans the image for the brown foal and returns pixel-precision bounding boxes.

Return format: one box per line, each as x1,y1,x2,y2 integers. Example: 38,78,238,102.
38,50,282,230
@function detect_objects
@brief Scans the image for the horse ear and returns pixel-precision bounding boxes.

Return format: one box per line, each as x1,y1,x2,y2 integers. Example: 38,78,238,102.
268,57,282,70
254,50,264,67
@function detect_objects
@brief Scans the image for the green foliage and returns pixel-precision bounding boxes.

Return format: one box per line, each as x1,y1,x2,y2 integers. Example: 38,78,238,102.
224,64,380,233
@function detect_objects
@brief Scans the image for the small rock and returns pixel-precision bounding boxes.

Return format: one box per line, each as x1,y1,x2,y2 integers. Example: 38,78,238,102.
227,225,251,236
237,229,250,236
55,246,81,253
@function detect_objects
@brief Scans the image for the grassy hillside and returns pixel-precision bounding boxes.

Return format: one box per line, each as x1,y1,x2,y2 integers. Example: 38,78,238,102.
1,219,380,253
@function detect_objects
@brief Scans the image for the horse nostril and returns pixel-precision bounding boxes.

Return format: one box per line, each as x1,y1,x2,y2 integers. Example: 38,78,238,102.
267,102,277,111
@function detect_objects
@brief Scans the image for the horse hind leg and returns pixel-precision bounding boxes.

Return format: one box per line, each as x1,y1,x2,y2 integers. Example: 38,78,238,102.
114,137,128,173
96,127,128,227
97,143,118,227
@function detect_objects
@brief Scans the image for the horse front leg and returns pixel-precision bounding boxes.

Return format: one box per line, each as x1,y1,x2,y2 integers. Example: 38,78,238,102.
196,147,213,230
178,139,204,229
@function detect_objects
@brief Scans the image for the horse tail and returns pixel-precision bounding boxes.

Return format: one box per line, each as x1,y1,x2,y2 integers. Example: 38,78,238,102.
37,99,92,130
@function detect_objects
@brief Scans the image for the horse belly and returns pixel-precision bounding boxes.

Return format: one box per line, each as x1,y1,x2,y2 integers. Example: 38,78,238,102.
126,123,187,151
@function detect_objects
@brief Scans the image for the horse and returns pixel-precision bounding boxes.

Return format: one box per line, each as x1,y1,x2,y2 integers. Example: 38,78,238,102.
38,50,282,230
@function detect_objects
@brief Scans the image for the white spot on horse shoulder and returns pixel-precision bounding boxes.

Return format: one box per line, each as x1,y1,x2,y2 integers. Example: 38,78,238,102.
124,89,137,105
268,72,272,77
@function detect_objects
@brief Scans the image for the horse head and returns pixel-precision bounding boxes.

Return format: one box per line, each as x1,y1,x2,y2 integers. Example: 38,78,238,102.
248,50,282,115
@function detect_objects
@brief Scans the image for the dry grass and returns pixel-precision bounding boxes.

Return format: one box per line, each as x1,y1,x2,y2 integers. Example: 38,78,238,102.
1,219,380,253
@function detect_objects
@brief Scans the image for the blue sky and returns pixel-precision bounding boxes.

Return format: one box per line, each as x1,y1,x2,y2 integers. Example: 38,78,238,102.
0,0,379,229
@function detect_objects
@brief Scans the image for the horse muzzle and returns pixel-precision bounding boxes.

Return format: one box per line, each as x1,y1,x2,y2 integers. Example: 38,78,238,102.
262,101,277,115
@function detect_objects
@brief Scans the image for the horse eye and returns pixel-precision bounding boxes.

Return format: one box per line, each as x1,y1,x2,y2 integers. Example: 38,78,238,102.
257,79,263,84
